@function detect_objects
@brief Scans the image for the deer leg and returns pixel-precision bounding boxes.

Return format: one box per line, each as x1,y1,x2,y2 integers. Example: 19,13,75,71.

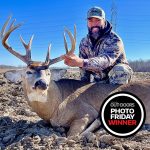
67,116,93,137
80,118,101,136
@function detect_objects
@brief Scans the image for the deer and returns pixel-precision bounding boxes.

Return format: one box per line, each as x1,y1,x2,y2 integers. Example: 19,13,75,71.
1,16,150,137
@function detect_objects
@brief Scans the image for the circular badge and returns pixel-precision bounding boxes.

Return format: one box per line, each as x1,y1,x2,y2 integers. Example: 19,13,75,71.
100,92,146,137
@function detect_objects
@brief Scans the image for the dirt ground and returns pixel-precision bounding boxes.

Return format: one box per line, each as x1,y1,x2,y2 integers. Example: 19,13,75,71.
0,69,150,150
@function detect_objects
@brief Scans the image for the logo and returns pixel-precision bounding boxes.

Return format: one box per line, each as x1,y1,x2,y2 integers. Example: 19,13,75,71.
100,92,146,137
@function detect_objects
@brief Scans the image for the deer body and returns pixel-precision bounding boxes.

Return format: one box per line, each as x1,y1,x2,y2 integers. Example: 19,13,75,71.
21,77,150,136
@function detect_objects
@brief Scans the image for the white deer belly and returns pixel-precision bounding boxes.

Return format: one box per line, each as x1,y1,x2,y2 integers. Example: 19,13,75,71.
27,91,47,102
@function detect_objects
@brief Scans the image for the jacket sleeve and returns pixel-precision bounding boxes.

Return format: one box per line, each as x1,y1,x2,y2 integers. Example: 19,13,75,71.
81,38,124,73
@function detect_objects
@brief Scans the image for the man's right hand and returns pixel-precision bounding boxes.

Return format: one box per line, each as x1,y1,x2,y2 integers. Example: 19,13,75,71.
63,54,84,67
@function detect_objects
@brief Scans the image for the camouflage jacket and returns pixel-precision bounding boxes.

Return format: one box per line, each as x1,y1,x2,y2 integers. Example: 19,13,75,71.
79,21,129,81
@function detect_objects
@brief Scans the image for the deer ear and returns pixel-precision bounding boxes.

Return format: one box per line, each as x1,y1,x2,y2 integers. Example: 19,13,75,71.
50,69,67,81
4,69,24,83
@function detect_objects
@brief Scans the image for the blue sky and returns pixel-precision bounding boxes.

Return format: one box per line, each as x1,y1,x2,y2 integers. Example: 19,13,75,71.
0,0,150,67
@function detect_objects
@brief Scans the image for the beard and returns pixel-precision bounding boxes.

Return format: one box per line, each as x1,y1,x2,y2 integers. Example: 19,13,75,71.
88,26,104,40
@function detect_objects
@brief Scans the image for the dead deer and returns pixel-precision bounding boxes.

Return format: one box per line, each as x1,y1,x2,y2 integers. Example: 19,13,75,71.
2,16,150,137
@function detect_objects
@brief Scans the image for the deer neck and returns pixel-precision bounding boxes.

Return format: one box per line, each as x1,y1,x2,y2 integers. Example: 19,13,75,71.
47,80,63,114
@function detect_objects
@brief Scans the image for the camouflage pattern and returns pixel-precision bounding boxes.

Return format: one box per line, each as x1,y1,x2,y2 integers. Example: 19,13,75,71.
108,63,133,84
79,21,133,84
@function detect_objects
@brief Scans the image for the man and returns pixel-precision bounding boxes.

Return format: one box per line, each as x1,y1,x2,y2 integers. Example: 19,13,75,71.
64,6,133,84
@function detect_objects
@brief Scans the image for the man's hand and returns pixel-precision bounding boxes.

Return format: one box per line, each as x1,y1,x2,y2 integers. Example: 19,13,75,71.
63,54,84,67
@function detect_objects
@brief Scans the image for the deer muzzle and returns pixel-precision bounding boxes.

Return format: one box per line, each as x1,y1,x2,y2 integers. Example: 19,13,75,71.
34,79,48,90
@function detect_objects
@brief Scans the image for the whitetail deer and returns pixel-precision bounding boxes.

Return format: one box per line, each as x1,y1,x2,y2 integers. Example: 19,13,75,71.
2,16,150,137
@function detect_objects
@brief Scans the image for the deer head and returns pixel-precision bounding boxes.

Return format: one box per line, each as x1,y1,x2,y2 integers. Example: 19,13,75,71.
1,16,76,94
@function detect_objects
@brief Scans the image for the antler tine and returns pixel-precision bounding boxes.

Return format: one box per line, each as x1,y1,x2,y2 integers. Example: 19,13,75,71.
1,16,33,64
63,32,69,53
63,26,76,55
45,44,51,64
20,35,34,62
28,35,34,50
20,35,34,50
74,25,76,43
1,16,11,39
9,19,16,30
47,25,76,66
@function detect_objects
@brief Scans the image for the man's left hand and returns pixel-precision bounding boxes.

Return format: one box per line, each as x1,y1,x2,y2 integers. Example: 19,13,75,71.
63,54,84,67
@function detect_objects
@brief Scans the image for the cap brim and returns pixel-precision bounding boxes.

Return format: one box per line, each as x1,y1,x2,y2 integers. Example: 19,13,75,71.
87,16,104,20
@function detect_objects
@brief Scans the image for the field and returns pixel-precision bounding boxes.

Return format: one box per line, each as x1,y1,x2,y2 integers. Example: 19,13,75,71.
0,68,150,149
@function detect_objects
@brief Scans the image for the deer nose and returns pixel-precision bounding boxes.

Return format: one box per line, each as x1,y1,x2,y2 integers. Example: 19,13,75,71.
35,79,48,90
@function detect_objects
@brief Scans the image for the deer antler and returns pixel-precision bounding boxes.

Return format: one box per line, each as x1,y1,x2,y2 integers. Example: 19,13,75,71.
1,16,33,65
46,25,76,66
1,16,76,67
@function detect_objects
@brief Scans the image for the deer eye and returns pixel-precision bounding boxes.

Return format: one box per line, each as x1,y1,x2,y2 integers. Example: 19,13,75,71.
26,71,33,75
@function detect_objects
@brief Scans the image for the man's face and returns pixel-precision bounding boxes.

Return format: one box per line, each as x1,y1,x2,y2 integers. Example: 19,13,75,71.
88,17,105,29
87,17,105,39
